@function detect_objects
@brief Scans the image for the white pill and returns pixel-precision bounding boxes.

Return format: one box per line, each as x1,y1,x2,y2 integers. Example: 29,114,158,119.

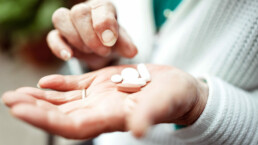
137,63,151,82
121,68,139,80
111,74,123,83
122,78,146,86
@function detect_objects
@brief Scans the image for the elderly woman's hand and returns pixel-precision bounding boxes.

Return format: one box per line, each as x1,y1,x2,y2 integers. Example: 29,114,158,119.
47,0,137,69
1,65,208,139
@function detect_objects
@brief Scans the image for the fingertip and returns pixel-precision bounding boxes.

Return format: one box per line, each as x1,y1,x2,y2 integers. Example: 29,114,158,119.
1,91,17,107
127,112,151,139
126,45,138,58
60,50,72,61
129,119,150,139
132,129,145,139
38,75,64,88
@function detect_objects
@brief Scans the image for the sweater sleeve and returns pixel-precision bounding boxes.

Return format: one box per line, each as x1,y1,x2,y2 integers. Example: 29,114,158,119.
172,75,258,145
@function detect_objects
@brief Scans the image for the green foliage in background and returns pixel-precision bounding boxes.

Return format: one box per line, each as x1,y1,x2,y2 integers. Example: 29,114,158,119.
0,0,63,32
0,0,64,48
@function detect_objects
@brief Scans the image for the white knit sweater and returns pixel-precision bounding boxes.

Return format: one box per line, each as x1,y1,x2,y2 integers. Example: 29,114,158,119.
95,0,258,144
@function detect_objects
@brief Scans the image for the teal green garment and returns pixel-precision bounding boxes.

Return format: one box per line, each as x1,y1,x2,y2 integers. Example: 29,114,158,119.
153,0,182,30
174,124,186,130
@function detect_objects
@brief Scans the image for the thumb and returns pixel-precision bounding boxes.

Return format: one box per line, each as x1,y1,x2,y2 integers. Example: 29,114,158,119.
126,91,172,138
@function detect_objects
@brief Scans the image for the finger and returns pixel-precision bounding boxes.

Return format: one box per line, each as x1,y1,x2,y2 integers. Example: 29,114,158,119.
2,89,83,114
47,30,73,61
52,8,91,53
2,91,59,111
2,91,36,107
16,87,83,105
11,104,78,139
114,27,138,58
70,4,111,56
89,0,118,47
38,73,96,91
126,86,173,138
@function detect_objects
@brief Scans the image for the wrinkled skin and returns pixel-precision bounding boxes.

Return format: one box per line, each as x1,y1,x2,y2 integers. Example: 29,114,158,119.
48,0,138,69
2,64,208,139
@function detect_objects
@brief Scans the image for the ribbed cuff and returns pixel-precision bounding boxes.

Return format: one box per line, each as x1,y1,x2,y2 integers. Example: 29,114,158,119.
171,75,238,144
171,75,258,145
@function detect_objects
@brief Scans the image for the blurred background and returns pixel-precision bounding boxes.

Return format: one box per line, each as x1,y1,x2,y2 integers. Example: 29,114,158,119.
0,0,93,145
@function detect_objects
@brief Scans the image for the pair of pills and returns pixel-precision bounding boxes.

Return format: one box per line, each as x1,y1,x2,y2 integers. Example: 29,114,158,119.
111,64,151,93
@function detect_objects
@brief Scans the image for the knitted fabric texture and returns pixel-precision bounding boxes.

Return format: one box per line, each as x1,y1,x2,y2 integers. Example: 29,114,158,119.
146,0,258,144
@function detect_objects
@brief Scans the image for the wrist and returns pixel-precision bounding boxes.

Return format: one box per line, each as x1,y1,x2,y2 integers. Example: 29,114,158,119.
176,78,209,125
189,78,209,124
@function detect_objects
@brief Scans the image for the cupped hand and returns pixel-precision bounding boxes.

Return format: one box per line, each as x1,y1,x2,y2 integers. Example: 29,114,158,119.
47,0,137,69
2,65,208,139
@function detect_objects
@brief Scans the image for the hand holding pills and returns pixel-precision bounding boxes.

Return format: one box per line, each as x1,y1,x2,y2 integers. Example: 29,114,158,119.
1,64,209,139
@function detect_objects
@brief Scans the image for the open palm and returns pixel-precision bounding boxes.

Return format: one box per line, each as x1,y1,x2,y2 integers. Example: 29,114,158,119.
2,64,205,139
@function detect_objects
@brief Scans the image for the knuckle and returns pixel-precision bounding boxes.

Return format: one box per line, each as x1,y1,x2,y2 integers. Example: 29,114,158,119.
66,35,78,45
91,0,114,9
93,15,116,31
52,7,69,24
87,39,100,48
70,4,91,18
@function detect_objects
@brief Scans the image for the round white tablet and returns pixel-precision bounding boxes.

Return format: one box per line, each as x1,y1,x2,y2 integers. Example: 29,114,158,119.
121,68,139,80
111,74,123,83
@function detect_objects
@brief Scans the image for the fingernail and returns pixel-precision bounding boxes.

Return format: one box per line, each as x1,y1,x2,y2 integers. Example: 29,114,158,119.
60,50,71,61
37,83,42,89
101,29,117,47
